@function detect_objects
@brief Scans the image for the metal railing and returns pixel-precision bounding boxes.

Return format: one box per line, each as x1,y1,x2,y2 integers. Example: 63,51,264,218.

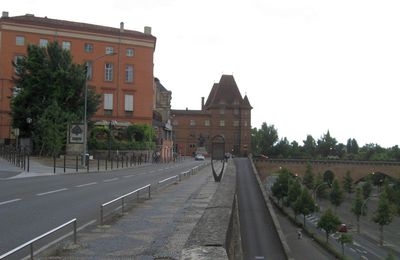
0,218,77,260
158,175,179,189
100,184,151,225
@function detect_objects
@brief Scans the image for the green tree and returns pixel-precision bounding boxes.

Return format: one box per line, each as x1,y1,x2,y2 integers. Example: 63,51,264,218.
35,101,76,155
302,135,317,158
302,162,314,190
346,138,359,158
296,189,316,227
287,178,302,206
342,170,354,195
330,179,344,211
317,130,337,157
271,168,291,205
317,208,341,243
11,41,100,154
256,122,279,156
338,233,353,256
373,191,395,246
314,172,328,200
362,176,373,199
351,187,366,234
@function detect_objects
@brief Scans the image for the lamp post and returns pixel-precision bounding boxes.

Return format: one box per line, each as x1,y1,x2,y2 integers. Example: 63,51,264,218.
83,52,117,165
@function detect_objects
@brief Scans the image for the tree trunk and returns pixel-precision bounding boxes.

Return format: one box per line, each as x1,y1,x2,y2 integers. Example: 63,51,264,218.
357,217,360,234
380,225,384,246
326,232,329,243
303,215,306,228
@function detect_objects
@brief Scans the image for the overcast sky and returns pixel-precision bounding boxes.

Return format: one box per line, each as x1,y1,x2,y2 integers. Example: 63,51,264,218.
3,0,400,148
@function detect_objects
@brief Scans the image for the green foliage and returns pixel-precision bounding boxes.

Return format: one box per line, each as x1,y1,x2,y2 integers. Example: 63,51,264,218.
338,233,353,256
295,188,315,227
302,162,314,190
362,176,373,199
11,41,100,154
373,191,396,246
88,124,156,151
351,187,366,234
251,124,400,161
287,178,302,207
342,171,354,194
317,208,341,243
251,122,278,156
36,101,76,155
330,179,344,209
271,168,292,204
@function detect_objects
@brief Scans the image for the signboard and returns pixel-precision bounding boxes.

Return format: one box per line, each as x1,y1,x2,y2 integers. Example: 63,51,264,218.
69,123,84,143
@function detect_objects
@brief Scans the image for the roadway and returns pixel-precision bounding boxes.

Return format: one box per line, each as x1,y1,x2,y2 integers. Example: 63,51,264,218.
0,159,204,257
235,157,286,260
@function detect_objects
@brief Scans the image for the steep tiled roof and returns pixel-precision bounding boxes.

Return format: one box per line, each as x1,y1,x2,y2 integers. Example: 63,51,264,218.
204,75,244,108
242,95,253,109
0,14,156,41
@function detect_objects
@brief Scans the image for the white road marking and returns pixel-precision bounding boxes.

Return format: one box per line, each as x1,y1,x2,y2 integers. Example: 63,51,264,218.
103,178,118,183
0,198,21,206
37,188,68,196
75,182,97,188
123,175,134,178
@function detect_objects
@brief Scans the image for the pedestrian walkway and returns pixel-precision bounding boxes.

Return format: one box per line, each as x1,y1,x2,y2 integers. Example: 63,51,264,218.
40,164,219,259
0,156,153,179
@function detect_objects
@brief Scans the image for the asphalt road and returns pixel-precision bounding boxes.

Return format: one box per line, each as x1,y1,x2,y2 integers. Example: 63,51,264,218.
235,158,286,260
0,160,204,257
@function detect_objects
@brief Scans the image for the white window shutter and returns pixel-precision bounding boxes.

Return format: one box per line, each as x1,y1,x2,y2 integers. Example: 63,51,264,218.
125,94,134,111
104,94,113,110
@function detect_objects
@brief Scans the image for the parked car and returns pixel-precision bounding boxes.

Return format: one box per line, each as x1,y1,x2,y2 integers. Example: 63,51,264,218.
195,154,205,161
337,223,347,233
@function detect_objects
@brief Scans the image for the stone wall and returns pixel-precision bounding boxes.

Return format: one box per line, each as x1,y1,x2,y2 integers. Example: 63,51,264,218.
181,161,241,259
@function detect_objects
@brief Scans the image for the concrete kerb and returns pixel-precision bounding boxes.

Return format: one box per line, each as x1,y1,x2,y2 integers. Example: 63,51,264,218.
249,155,295,260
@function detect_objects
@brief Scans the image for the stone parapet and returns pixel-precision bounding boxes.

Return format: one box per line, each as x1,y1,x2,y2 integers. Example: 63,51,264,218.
181,161,241,259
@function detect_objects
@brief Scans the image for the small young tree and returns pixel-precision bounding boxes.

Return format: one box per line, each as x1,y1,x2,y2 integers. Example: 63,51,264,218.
343,170,354,195
338,233,353,256
271,168,292,205
330,179,344,211
302,162,314,190
351,187,366,234
287,178,302,205
317,208,341,243
323,170,335,186
373,191,395,246
362,176,373,199
297,189,316,227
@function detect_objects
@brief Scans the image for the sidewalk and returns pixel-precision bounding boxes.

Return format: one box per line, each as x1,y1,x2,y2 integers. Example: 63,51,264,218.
40,164,219,259
0,156,153,179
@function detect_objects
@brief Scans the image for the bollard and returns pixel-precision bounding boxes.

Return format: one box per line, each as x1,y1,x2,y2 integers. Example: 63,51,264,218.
53,155,56,174
76,155,79,172
106,158,108,170
64,154,66,173
98,158,100,171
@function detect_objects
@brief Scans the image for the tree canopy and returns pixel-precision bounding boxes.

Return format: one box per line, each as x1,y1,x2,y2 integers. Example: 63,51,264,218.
11,41,100,155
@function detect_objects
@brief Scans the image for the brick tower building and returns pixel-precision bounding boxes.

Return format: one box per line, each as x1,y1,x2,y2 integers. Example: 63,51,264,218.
172,75,252,157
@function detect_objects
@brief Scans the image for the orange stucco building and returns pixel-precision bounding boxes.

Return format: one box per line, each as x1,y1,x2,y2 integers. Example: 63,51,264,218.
0,12,156,143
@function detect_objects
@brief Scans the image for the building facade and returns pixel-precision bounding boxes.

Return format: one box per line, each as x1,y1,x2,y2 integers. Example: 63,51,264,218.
0,12,156,143
172,75,252,157
153,78,174,162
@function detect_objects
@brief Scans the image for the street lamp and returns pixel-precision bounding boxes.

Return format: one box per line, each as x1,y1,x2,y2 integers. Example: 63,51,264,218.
83,52,117,165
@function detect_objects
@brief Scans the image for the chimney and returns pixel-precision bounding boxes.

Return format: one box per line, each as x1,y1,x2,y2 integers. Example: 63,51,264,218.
144,26,152,35
120,22,124,32
201,97,205,110
2,11,9,18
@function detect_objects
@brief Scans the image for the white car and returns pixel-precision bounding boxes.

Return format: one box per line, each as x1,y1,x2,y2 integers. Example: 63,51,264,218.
195,154,205,161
